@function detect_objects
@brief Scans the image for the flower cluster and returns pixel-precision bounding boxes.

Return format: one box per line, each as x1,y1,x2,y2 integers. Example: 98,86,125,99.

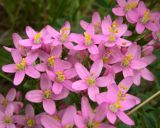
1,0,160,127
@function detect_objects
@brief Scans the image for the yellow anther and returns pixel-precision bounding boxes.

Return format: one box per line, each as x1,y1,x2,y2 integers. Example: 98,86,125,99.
34,33,42,44
4,116,11,124
102,56,110,64
2,98,8,107
60,27,70,34
27,119,35,127
119,84,128,91
59,27,70,42
16,58,26,70
112,21,118,28
86,76,96,85
47,56,56,67
141,11,150,24
65,124,72,128
84,32,92,46
55,71,65,82
108,34,116,42
122,54,133,67
125,2,138,12
53,115,61,122
43,90,52,99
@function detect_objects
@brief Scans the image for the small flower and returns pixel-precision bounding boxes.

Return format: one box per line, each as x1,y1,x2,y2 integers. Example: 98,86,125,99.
72,60,107,101
2,50,40,85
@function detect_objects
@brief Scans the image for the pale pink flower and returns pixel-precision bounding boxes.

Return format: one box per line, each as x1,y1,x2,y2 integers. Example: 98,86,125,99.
25,73,69,115
74,96,115,128
14,104,43,128
2,50,40,85
19,26,52,50
41,106,76,128
46,21,74,49
47,60,77,94
72,60,107,101
101,16,131,47
96,77,140,125
80,12,102,34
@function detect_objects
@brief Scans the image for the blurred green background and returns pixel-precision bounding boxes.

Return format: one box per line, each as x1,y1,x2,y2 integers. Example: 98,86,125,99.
0,0,160,128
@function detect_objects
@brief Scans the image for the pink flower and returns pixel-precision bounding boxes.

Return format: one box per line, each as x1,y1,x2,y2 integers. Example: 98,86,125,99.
19,26,52,50
14,104,43,128
71,24,103,54
41,106,76,128
127,1,158,34
25,73,69,115
2,50,40,85
112,0,139,17
101,16,131,47
0,88,23,113
96,77,140,125
74,96,115,128
80,12,102,34
113,44,147,78
72,60,107,101
46,21,74,49
0,104,16,128
47,60,77,94
35,46,62,72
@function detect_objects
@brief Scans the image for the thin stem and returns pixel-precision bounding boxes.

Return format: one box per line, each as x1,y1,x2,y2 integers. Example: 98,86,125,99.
127,90,160,115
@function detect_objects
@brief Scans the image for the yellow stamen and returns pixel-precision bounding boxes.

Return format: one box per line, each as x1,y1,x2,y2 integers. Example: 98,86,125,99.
55,71,65,82
65,124,72,128
94,22,101,34
16,58,26,70
119,84,128,91
34,33,42,44
125,2,138,12
86,76,96,86
43,90,52,99
108,34,116,42
27,119,35,127
47,56,56,67
109,101,122,113
2,98,8,107
84,32,92,46
53,115,61,122
122,54,133,67
141,11,150,24
4,116,11,124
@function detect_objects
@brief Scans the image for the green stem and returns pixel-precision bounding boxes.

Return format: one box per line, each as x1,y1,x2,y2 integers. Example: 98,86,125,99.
127,90,160,115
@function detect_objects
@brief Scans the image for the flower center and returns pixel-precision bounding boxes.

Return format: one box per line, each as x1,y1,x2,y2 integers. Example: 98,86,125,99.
122,54,133,67
141,11,150,24
125,2,138,12
27,119,35,127
102,50,112,64
109,21,118,33
86,76,96,86
84,32,92,46
43,90,52,99
16,58,26,70
47,56,56,67
60,27,70,42
87,121,100,128
34,32,42,44
108,34,116,42
4,116,11,124
52,115,61,122
94,22,101,34
55,71,65,82
109,101,121,113
65,124,72,128
2,98,8,107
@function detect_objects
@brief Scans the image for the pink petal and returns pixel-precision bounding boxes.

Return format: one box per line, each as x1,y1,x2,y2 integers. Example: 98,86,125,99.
43,99,56,115
25,90,43,103
63,80,73,91
116,24,128,37
92,12,101,24
60,60,72,69
112,7,125,16
96,92,108,104
69,33,84,44
35,63,47,72
146,22,158,32
127,10,138,23
117,0,126,7
62,106,76,127
25,66,40,79
12,33,22,49
116,38,132,47
51,45,62,58
53,88,69,100
88,86,99,101
88,45,99,54
26,26,37,38
117,111,135,125
5,104,14,116
46,70,56,81
141,68,154,81
141,55,156,65
72,80,88,91
13,71,25,86
74,115,86,128
32,44,41,50
123,68,133,77
46,25,60,38
11,50,22,64
133,71,141,86
130,60,146,69
2,64,16,73
90,60,103,78
136,22,145,34
14,115,26,125
61,21,71,35
19,39,32,47
101,19,110,35
64,68,77,79
25,104,35,118
107,111,117,124
96,77,107,87
120,99,136,111
52,82,63,94
86,24,94,35
26,52,38,65
6,88,16,102
80,20,89,30
75,63,90,79
137,1,147,16
40,73,52,90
